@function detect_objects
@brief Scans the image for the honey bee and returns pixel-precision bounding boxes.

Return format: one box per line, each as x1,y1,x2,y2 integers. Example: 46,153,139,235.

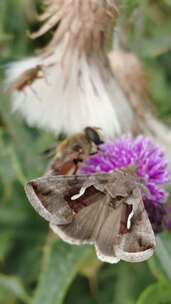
6,65,44,94
48,127,104,176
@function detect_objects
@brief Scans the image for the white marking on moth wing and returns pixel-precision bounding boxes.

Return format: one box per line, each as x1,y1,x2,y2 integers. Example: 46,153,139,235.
127,209,134,230
71,186,86,200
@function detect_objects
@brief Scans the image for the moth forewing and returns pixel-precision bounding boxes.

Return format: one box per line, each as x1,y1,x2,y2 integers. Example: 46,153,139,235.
94,201,125,264
25,181,52,222
114,246,154,263
95,246,120,264
25,178,74,225
50,223,86,246
114,192,156,263
50,190,121,264
50,198,106,246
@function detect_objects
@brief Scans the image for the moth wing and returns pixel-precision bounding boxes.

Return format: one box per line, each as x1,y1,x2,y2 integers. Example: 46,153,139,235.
25,174,105,226
51,193,107,245
95,206,121,264
95,202,133,264
114,197,156,263
25,175,78,225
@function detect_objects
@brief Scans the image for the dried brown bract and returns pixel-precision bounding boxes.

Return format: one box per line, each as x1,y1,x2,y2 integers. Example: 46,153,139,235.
32,0,118,60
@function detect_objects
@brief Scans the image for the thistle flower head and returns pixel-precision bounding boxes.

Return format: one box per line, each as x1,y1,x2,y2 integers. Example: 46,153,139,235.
8,0,134,138
80,136,170,232
8,2,171,158
80,136,170,204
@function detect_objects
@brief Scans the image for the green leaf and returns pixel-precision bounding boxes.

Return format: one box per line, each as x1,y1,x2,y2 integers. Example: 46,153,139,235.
64,275,96,304
33,240,92,304
0,288,16,304
137,281,171,304
155,233,171,281
112,262,155,304
0,231,13,262
0,274,31,304
147,256,166,281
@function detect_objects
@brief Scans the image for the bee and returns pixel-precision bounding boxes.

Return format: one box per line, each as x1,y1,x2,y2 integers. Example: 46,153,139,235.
48,127,104,176
6,65,44,94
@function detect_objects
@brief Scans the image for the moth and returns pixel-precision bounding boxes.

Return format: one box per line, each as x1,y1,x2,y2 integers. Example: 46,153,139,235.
6,65,44,94
25,169,156,263
48,127,103,176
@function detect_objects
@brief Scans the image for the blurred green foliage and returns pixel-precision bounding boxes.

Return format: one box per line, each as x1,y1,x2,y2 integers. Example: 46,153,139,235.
0,1,171,303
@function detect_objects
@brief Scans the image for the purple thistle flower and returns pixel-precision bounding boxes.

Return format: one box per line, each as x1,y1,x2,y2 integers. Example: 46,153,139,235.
80,136,170,204
80,136,170,232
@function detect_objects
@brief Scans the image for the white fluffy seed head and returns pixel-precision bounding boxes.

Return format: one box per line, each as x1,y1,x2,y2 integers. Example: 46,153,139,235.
6,0,132,138
7,47,134,138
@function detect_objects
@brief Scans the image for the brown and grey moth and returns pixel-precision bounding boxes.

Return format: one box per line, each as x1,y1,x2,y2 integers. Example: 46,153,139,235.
25,169,156,264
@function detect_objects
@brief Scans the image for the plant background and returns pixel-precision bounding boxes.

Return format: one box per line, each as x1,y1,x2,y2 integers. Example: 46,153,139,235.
0,0,171,303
